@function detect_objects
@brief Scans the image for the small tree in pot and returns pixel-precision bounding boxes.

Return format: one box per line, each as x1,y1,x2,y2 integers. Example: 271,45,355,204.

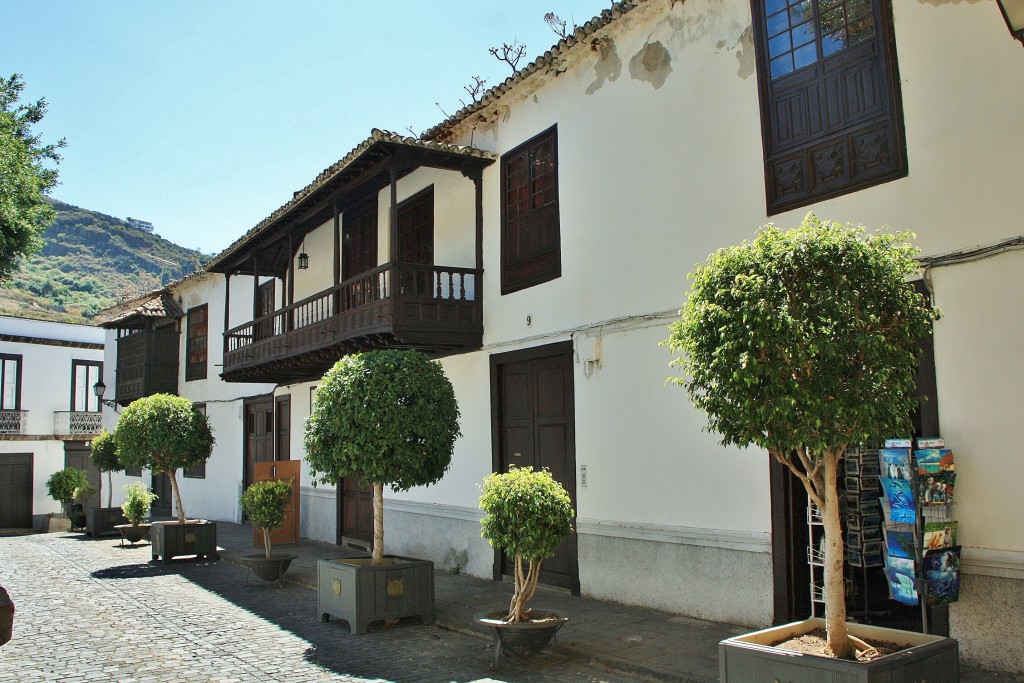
90,430,119,509
114,394,214,525
117,481,157,544
239,479,297,582
664,215,937,660
45,467,89,518
114,394,216,562
304,349,460,565
479,466,574,623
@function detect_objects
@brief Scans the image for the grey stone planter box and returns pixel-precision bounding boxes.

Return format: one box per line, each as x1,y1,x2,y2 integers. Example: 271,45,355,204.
85,507,128,537
720,618,959,683
318,556,435,635
151,520,218,564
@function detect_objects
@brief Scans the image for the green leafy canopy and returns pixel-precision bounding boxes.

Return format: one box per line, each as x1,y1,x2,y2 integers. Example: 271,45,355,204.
664,214,938,458
114,393,215,473
121,481,157,525
90,429,121,473
0,74,65,282
240,479,293,533
479,466,574,563
46,467,89,504
304,350,461,490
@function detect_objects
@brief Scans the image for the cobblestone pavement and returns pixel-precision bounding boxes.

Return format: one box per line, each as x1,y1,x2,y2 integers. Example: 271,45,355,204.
0,533,640,683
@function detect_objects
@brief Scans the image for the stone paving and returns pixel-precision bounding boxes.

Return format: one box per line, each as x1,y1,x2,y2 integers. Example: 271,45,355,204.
0,532,638,683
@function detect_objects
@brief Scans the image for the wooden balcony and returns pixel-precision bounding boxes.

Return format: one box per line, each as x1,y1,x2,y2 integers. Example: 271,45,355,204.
221,262,482,384
115,329,180,404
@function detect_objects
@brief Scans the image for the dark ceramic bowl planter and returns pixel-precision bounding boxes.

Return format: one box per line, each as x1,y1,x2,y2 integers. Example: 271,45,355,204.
115,523,151,545
475,610,569,665
86,507,129,537
151,520,218,564
317,556,435,634
719,618,959,683
241,553,298,583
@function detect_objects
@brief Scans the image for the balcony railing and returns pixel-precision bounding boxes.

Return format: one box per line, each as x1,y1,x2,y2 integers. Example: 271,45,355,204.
0,410,27,435
54,411,103,437
222,262,482,383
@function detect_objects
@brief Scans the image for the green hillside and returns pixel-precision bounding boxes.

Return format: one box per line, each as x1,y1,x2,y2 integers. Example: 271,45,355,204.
0,199,208,324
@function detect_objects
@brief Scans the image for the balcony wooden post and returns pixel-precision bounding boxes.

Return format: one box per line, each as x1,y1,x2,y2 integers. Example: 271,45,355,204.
388,164,398,263
472,170,484,304
252,255,260,324
287,233,295,332
223,272,231,354
333,202,341,315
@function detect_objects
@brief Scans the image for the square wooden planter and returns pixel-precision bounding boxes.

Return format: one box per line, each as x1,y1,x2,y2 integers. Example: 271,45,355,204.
85,507,128,537
719,618,959,683
151,520,218,564
317,556,435,635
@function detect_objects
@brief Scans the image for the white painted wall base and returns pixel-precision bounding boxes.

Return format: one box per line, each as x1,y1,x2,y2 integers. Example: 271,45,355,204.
300,485,336,545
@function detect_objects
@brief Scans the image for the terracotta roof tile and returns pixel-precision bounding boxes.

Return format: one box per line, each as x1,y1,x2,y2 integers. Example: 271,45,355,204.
100,291,184,328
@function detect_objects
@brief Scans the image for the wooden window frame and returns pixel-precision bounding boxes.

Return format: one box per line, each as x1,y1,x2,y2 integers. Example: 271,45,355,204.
70,359,103,412
0,353,23,411
185,304,208,381
183,402,207,479
501,126,561,295
750,0,907,215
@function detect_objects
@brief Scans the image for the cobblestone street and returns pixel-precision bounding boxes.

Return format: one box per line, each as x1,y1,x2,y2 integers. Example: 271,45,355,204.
0,533,636,683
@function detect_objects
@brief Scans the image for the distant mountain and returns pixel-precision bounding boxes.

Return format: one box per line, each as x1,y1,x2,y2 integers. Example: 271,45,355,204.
0,199,209,324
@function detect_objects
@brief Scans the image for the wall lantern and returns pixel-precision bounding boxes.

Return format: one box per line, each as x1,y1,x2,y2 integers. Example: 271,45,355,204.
997,0,1024,45
298,238,309,270
92,380,119,410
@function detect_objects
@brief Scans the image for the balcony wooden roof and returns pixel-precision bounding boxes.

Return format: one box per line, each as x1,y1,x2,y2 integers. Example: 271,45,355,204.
206,129,495,280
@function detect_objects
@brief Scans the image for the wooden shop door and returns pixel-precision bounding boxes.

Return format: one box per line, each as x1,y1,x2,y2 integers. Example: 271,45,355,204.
252,460,300,548
491,341,579,593
243,395,275,492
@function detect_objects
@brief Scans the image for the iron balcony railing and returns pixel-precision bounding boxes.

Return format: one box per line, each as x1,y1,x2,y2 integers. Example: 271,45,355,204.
53,411,103,437
0,410,27,435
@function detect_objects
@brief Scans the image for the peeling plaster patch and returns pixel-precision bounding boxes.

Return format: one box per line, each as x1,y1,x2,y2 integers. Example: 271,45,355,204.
735,25,755,79
501,105,511,123
586,37,622,95
629,40,672,89
716,40,727,50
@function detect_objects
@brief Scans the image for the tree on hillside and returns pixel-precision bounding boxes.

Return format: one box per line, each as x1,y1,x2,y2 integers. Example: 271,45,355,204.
0,74,65,282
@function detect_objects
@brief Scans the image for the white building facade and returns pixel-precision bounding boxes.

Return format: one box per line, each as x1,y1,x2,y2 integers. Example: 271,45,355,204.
101,0,1024,674
0,316,105,526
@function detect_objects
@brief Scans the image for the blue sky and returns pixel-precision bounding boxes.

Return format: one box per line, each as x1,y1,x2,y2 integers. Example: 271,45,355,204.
2,1,608,254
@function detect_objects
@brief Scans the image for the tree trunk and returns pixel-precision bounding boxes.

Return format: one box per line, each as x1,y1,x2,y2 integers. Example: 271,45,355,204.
262,526,272,559
821,450,851,659
166,469,186,525
106,471,113,509
371,482,384,566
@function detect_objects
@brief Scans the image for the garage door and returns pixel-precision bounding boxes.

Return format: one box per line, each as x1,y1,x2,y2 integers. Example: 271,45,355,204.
0,453,32,528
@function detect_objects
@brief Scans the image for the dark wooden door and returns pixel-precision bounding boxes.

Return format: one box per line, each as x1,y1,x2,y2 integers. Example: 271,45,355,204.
342,199,378,308
338,477,374,546
244,395,275,492
151,471,172,518
491,342,578,593
0,453,32,528
256,280,275,340
275,396,290,460
65,441,101,510
397,188,434,295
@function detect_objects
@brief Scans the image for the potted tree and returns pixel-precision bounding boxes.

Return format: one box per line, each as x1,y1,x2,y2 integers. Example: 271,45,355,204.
114,393,217,564
304,349,460,634
476,466,574,663
239,479,298,583
664,215,956,680
115,481,158,545
70,482,96,530
45,467,90,532
86,430,128,537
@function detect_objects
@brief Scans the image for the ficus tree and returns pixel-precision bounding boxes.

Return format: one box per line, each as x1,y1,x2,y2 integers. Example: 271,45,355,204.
304,349,460,566
114,394,215,525
479,466,574,623
664,214,937,659
45,467,90,517
90,429,120,508
240,479,294,560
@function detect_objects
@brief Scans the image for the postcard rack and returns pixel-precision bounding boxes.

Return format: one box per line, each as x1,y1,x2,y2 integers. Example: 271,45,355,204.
843,448,884,618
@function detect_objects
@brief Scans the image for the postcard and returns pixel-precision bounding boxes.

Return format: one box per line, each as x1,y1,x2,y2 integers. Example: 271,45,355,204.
880,448,914,481
884,527,916,559
885,555,918,605
916,438,945,449
916,449,954,475
885,439,912,448
923,521,958,551
919,471,955,506
880,477,917,523
924,547,961,605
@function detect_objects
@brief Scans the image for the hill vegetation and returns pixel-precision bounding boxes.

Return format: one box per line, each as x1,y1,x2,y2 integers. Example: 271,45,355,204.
0,199,208,324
